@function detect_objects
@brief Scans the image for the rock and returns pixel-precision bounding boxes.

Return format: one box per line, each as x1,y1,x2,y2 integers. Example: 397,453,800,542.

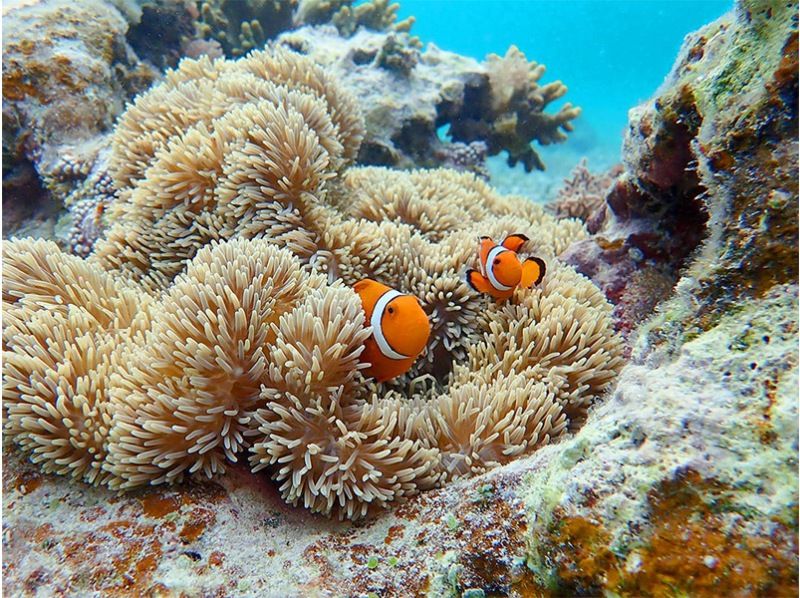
547,158,623,222
522,283,798,596
2,0,155,175
1,0,201,243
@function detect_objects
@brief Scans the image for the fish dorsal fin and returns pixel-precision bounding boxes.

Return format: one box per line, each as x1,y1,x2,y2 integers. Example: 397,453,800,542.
502,234,529,253
353,279,373,294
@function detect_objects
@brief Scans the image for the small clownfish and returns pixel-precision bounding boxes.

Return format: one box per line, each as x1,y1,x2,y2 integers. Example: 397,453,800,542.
465,234,546,301
353,279,431,382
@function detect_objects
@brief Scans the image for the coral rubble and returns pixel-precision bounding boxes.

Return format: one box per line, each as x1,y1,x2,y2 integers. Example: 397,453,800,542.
3,48,622,520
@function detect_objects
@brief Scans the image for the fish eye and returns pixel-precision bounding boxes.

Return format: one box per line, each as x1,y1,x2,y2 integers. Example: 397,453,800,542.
493,258,501,265
387,306,395,314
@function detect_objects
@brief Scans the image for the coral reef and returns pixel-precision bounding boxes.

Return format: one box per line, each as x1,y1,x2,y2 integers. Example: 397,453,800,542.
562,0,798,341
126,0,198,68
194,0,297,57
274,26,580,171
62,195,110,258
3,0,797,593
3,0,579,250
522,283,798,596
0,0,192,247
1,159,53,238
3,48,621,520
548,158,623,222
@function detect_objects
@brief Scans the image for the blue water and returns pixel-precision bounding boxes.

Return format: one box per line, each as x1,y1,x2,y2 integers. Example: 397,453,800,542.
397,0,732,174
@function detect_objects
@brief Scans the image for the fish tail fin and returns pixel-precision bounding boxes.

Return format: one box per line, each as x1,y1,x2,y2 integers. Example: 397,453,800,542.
502,233,529,253
521,257,546,288
465,269,493,294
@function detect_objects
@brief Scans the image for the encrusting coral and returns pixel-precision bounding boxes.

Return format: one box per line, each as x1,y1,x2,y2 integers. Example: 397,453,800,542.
3,47,623,520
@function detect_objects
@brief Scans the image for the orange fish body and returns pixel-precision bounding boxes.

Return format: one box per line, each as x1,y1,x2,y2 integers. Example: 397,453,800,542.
465,234,546,301
353,279,431,382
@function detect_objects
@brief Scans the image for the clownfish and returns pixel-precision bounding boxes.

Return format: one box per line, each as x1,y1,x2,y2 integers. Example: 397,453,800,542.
353,279,431,382
465,234,546,301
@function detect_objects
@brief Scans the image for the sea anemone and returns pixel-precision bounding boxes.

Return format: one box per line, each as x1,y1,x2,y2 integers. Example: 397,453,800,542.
2,47,624,519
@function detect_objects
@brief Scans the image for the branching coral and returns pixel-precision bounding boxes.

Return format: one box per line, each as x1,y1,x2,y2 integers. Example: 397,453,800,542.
3,48,623,520
195,0,297,57
274,26,579,171
450,46,583,172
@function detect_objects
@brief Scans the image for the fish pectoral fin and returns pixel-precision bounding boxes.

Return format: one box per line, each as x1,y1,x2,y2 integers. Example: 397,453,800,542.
502,233,529,253
465,269,493,294
521,257,546,287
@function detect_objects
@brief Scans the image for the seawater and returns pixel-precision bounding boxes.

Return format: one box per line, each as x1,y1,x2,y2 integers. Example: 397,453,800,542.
396,0,732,193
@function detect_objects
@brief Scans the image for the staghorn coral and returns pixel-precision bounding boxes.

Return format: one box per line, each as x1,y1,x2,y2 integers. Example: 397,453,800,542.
194,0,297,57
3,48,623,520
294,0,415,38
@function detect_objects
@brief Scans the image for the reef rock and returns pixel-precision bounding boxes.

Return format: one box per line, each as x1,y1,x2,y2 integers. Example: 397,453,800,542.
1,0,155,182
548,158,623,222
275,25,580,171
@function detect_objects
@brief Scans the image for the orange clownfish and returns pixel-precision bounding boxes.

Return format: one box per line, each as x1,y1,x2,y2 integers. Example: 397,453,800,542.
465,234,546,301
353,279,431,382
